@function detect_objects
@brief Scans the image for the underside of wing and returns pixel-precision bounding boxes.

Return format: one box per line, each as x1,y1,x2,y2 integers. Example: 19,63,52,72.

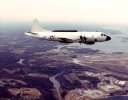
58,38,73,43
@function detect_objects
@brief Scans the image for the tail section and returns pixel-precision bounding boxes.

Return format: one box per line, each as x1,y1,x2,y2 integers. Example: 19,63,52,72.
31,18,49,32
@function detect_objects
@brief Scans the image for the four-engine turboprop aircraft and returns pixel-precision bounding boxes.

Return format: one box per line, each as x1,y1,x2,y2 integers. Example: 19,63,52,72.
25,19,111,45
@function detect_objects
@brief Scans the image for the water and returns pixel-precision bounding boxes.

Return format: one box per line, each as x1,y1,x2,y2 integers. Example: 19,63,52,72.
49,72,63,100
99,96,128,100
17,59,24,65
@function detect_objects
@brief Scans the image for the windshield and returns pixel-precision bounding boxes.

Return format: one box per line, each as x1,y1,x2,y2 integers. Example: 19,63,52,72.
101,33,106,36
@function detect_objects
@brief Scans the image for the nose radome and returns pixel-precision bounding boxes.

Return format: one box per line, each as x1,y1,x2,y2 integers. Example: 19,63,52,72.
106,36,111,41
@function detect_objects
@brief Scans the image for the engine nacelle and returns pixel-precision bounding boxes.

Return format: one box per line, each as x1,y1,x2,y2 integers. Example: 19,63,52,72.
79,36,96,45
85,41,95,45
59,38,73,43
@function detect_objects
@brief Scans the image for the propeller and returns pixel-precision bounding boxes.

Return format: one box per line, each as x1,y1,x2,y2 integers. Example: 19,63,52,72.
79,35,87,44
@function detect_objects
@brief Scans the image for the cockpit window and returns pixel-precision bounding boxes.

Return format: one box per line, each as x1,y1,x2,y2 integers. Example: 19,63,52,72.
101,33,106,36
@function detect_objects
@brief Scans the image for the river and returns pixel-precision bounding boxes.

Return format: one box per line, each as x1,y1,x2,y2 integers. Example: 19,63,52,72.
17,59,24,65
99,96,128,100
49,72,63,100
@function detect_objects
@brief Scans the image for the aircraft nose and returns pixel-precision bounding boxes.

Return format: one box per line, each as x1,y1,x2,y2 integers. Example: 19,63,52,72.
106,36,111,41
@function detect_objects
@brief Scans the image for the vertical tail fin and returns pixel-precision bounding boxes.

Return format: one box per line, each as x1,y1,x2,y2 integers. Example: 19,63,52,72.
31,18,49,32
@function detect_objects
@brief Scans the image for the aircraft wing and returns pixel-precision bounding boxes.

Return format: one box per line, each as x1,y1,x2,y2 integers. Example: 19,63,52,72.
58,38,73,43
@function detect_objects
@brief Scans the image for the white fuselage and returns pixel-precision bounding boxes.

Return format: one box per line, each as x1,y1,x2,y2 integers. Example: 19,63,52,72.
25,31,108,43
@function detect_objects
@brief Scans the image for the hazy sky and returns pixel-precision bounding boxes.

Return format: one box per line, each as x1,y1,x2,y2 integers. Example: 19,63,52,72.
0,0,128,24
